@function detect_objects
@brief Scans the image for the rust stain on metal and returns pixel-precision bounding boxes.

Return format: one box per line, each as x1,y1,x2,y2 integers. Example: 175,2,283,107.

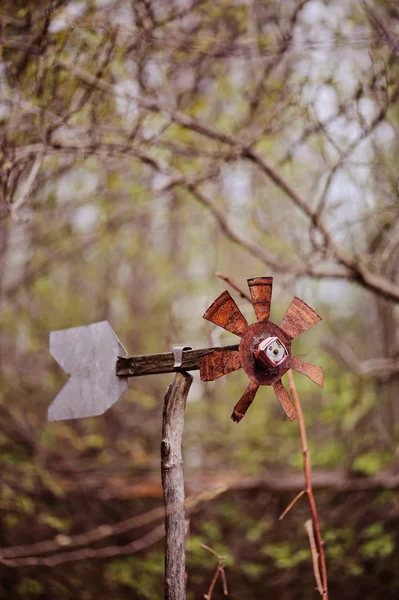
248,276,273,322
280,297,321,340
200,349,241,381
201,277,323,424
203,290,248,337
239,322,291,386
231,380,259,423
273,379,297,421
289,356,324,387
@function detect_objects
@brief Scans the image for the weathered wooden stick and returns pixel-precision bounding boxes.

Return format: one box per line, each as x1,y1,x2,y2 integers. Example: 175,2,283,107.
161,372,193,600
116,345,239,377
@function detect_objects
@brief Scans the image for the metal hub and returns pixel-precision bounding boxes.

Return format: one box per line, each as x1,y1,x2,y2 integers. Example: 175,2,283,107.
239,321,291,386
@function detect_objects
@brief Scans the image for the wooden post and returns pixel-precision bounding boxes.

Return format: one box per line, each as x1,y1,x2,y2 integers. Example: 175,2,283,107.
161,372,193,600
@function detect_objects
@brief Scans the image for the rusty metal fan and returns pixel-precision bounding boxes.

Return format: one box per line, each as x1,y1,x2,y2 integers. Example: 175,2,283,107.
199,277,323,423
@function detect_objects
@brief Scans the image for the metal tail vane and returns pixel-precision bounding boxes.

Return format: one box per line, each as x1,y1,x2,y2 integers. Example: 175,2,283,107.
48,277,323,423
49,321,128,421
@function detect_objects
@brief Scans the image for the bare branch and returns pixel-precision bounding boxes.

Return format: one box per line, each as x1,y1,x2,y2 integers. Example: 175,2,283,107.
279,489,306,520
0,486,228,560
305,519,324,597
216,272,252,303
0,524,166,568
323,332,399,381
200,544,228,599
10,150,45,221
35,58,399,303
363,1,399,58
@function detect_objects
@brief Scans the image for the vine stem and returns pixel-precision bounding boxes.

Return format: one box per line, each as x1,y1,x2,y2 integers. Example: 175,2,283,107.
287,370,328,599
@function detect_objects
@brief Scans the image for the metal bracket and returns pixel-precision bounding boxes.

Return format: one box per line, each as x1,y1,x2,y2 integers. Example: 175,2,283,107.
173,346,192,368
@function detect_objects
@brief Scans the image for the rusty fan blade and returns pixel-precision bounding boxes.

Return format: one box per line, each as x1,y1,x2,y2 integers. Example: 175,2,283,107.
247,276,273,322
200,349,242,381
203,290,249,337
280,297,321,340
231,380,259,423
289,357,324,387
273,380,297,421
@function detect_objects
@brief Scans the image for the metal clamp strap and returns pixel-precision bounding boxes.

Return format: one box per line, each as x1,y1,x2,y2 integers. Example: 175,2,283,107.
172,345,192,368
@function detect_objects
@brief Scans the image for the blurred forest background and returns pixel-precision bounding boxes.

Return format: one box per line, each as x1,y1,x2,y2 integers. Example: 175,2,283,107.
1,0,399,598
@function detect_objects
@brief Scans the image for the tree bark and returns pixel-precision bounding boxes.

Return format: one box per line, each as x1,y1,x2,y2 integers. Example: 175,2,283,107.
161,372,192,600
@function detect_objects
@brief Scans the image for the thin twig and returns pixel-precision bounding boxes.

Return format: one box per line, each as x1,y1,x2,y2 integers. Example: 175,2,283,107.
200,544,228,599
278,489,306,520
305,519,324,596
216,272,252,303
10,150,44,221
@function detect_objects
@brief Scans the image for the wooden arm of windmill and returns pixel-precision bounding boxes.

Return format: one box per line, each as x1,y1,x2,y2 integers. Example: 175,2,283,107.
116,345,239,377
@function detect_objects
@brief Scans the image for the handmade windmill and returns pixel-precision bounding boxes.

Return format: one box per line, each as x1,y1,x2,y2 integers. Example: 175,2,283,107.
48,276,323,423
46,276,326,600
199,277,324,422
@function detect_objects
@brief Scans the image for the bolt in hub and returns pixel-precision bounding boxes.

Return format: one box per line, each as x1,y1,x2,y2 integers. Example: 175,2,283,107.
254,336,288,368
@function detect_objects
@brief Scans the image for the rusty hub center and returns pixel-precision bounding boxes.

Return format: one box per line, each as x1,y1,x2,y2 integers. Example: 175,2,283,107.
239,322,292,386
